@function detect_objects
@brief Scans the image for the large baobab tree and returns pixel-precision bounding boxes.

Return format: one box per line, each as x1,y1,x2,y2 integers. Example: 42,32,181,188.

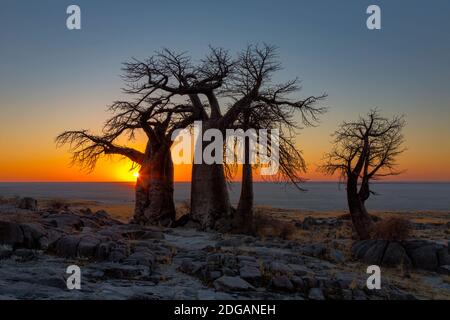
319,109,406,239
121,48,234,230
121,45,326,230
56,93,194,226
57,45,326,231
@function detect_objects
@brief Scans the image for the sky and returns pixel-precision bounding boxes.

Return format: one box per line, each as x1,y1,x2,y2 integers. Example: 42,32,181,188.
0,0,449,182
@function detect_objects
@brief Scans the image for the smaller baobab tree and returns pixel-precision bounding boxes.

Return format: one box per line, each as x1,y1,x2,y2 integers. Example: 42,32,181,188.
226,45,327,233
56,93,194,227
319,109,406,239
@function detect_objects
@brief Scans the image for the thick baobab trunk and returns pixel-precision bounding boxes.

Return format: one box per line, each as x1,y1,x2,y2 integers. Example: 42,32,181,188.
190,120,232,230
190,162,232,230
236,132,254,233
133,145,176,227
346,176,373,239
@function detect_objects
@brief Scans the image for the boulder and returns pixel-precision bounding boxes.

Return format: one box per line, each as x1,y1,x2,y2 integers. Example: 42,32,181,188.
437,248,450,266
139,230,165,240
54,235,81,257
267,261,292,275
308,287,325,300
77,236,102,258
125,251,156,269
290,276,307,291
329,249,345,264
0,221,24,248
96,262,150,279
178,259,202,275
270,275,294,292
287,264,311,276
381,242,412,268
0,221,44,249
300,243,327,258
404,241,439,271
437,265,450,275
0,245,13,260
239,266,262,285
43,213,83,230
213,276,254,292
352,240,388,265
362,240,388,264
17,197,38,211
108,244,129,262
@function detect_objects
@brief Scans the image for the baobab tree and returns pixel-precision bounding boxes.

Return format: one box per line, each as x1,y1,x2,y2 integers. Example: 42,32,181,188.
231,103,326,233
122,44,326,230
57,45,326,231
56,93,194,226
319,109,406,239
227,47,327,232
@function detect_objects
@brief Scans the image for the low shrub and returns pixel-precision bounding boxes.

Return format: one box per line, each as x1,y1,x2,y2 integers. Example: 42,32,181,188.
373,217,412,241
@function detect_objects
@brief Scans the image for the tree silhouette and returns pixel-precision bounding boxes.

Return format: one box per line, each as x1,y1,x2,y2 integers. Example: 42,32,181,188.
227,46,326,232
56,94,194,226
57,45,326,230
320,109,406,239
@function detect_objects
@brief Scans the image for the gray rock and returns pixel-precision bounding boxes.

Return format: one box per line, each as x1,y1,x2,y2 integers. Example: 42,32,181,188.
139,230,165,240
208,270,222,281
290,276,307,291
77,236,101,258
335,272,357,289
352,289,367,300
267,261,292,275
302,276,319,288
352,240,388,264
407,243,439,271
108,245,129,262
12,248,38,261
17,197,38,211
239,266,262,285
352,240,375,259
341,289,353,300
301,243,327,257
178,259,201,275
329,249,345,264
437,248,450,266
437,265,450,275
0,221,24,248
0,221,44,249
96,242,112,260
222,267,237,276
43,213,83,230
216,238,243,247
96,263,150,279
206,253,238,269
0,245,13,260
308,287,325,300
54,235,81,257
125,251,155,269
270,275,294,292
382,242,412,268
287,264,311,276
213,276,254,292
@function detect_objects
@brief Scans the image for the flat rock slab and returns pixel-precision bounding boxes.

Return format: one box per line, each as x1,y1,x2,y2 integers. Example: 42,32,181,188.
213,276,255,292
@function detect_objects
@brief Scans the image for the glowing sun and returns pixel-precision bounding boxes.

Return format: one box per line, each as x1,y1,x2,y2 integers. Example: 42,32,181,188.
133,172,140,179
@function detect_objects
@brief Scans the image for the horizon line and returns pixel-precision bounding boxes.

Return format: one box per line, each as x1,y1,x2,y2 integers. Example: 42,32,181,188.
1,180,450,184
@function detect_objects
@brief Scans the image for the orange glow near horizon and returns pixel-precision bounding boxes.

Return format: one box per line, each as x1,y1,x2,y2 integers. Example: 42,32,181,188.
1,107,449,183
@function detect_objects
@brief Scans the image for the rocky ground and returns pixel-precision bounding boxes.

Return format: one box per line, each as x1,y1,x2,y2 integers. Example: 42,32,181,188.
0,197,449,300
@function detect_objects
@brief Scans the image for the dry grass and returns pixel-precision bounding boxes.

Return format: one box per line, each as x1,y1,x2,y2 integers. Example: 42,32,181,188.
252,211,296,240
175,200,190,220
373,217,412,241
46,199,70,210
